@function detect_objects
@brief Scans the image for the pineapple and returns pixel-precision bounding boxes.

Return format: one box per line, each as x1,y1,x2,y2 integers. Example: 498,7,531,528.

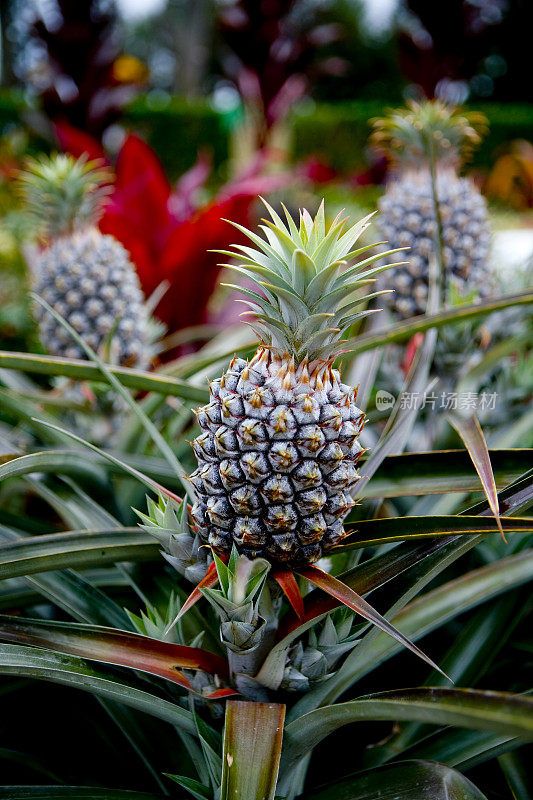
20,154,148,366
371,100,491,318
190,202,388,567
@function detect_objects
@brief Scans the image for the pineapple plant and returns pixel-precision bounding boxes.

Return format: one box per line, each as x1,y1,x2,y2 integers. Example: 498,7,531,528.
372,99,491,318
190,201,392,566
0,199,532,800
19,154,148,367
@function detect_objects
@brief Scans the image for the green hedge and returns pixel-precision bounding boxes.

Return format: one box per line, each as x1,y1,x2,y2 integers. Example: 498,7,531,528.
0,91,230,181
124,95,230,180
290,100,533,172
0,91,23,130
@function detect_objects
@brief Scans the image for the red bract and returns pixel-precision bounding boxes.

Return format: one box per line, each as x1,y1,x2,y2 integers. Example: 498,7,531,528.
56,125,283,335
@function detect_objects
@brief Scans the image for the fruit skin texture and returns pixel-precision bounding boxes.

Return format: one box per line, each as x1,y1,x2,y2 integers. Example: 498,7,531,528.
31,226,148,366
378,169,491,319
191,350,364,567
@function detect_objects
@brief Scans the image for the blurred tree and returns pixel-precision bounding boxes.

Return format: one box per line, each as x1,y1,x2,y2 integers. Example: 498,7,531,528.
122,0,215,97
0,0,16,86
311,0,404,102
483,0,533,101
216,0,347,144
397,0,532,103
28,0,138,139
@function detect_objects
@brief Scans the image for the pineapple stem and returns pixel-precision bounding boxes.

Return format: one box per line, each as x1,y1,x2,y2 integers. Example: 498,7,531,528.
425,131,447,307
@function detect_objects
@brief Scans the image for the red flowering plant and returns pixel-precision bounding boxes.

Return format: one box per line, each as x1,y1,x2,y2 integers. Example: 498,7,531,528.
55,122,285,342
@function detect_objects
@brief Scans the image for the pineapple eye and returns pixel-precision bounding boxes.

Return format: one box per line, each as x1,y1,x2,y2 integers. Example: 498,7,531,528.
229,486,261,514
297,425,326,456
299,513,328,544
296,488,327,514
268,442,300,472
266,505,298,531
206,496,233,529
261,475,293,503
214,426,239,457
240,452,271,483
220,394,245,426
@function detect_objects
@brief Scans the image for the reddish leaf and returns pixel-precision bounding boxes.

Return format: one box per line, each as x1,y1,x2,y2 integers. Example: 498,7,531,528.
402,332,425,377
169,150,212,220
55,125,286,338
296,565,447,678
0,614,229,690
177,560,220,620
207,687,240,699
272,569,304,619
54,122,108,163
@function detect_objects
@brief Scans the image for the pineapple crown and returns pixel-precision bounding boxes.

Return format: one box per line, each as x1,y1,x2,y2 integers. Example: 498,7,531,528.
370,99,488,167
19,153,112,239
218,200,402,364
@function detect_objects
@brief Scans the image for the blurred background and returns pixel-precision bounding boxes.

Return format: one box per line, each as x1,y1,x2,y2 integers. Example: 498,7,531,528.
0,0,532,352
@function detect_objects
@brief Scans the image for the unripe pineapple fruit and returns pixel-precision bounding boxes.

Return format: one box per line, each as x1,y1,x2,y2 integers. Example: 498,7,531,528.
20,154,148,366
191,202,390,567
372,100,491,318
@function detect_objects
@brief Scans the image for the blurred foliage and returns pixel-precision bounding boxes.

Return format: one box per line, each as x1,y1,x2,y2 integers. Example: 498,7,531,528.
290,100,533,174
485,140,533,210
125,94,230,181
311,0,404,103
0,128,39,352
216,0,346,138
398,0,533,103
23,0,138,140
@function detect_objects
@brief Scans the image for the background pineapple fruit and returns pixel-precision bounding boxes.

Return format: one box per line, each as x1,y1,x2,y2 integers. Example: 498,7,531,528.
190,202,390,567
371,99,491,318
20,154,148,366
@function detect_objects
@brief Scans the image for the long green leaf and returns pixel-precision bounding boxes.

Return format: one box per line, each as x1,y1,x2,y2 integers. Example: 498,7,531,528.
338,515,532,550
166,775,210,800
28,422,183,504
0,643,196,731
344,291,533,356
0,350,208,402
221,700,285,800
0,529,158,580
304,759,488,800
401,727,517,771
0,790,165,799
363,449,532,498
282,688,533,768
0,526,131,626
498,751,532,800
0,451,108,485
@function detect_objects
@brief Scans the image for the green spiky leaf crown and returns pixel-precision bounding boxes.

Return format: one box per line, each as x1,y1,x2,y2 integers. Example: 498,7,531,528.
219,200,403,364
371,99,488,167
19,153,112,239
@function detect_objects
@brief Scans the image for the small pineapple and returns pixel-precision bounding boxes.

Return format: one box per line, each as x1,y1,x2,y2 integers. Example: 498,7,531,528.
20,154,148,366
371,100,491,318
190,202,388,567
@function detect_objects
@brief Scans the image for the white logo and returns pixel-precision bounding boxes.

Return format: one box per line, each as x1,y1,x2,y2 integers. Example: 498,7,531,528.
375,390,395,410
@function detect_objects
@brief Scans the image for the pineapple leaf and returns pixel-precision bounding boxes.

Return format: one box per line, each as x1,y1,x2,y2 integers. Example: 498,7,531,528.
296,565,449,680
292,248,317,296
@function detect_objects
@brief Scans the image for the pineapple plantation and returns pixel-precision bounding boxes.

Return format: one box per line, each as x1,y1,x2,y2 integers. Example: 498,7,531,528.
0,175,532,800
